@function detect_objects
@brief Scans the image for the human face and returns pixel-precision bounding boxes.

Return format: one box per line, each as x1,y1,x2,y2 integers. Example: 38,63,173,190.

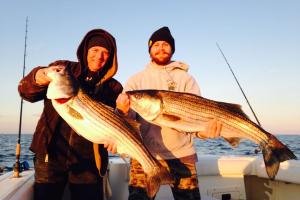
87,46,110,72
150,41,172,65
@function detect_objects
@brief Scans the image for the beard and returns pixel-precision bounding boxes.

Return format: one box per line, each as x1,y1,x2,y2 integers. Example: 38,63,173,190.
150,51,172,65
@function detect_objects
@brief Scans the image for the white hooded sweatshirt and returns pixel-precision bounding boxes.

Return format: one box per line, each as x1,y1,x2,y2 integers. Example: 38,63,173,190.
124,61,200,161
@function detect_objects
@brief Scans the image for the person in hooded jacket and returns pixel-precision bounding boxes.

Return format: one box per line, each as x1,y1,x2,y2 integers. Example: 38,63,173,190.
116,26,222,200
18,29,122,200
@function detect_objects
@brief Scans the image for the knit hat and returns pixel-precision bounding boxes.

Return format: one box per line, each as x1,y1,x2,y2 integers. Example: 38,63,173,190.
148,26,175,54
87,35,111,52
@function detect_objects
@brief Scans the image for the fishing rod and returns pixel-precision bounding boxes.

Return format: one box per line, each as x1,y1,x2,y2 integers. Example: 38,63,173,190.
216,42,262,127
14,17,28,178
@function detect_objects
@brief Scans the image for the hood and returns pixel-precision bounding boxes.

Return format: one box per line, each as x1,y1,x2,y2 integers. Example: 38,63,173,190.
165,61,189,71
77,29,118,85
147,61,189,72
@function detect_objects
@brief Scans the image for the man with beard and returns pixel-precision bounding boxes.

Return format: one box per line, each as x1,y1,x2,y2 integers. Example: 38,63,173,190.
115,26,222,200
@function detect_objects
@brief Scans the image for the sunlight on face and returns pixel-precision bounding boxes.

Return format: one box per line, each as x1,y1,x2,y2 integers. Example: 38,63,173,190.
150,41,172,65
87,46,110,72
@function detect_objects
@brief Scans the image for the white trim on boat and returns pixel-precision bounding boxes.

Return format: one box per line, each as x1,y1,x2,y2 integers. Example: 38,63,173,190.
0,155,299,200
0,170,34,200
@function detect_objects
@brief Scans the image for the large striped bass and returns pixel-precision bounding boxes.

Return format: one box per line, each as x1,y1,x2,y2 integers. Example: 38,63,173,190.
126,89,297,179
46,68,173,197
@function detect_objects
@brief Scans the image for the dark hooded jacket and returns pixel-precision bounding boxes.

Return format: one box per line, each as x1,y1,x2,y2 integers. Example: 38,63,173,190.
18,29,122,175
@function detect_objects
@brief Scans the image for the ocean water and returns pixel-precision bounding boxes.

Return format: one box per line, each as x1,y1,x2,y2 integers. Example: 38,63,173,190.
0,134,299,174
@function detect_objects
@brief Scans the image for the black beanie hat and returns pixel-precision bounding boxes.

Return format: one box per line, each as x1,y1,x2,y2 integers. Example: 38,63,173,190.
148,26,175,54
87,35,111,52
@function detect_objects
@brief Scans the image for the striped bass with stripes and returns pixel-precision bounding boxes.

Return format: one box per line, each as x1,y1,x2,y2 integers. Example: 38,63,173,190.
126,89,297,179
46,68,173,197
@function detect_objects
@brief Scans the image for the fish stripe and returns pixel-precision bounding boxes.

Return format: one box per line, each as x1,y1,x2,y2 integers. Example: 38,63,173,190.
71,89,158,171
159,91,269,144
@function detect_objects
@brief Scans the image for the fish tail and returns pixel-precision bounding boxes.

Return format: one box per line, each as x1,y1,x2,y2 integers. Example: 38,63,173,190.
145,164,174,198
262,134,297,179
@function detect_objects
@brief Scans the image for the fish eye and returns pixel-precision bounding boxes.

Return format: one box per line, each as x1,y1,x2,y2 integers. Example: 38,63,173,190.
134,94,142,99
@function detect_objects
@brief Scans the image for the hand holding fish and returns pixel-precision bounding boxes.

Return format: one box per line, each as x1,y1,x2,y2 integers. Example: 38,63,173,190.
35,65,65,86
116,93,130,115
103,141,118,154
195,118,222,139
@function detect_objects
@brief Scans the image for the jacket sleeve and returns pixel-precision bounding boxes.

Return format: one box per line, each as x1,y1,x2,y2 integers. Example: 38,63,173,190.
107,78,123,108
111,79,123,101
18,66,48,103
18,60,74,103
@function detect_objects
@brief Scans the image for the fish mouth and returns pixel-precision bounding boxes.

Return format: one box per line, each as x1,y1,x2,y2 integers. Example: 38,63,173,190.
55,97,72,104
125,91,134,96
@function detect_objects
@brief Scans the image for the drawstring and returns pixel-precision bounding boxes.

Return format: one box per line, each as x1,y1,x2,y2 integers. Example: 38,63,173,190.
164,66,176,91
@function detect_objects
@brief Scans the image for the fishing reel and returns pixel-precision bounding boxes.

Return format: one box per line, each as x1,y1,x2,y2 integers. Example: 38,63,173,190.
13,160,30,173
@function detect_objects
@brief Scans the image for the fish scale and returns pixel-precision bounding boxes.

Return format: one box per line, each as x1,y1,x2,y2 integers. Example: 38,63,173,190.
126,89,297,179
161,92,269,143
46,68,174,198
78,92,145,148
165,99,268,145
69,90,157,172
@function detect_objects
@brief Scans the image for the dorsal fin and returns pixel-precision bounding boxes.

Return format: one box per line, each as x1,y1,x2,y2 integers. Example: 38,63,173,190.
217,102,249,119
159,90,250,120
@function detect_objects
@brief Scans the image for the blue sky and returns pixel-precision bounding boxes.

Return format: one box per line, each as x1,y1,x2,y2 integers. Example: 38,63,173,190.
0,0,299,134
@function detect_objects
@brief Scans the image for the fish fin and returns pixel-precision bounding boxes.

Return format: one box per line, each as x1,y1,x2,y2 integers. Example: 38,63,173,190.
262,134,297,179
124,117,141,131
217,102,250,119
162,113,181,121
223,137,241,148
67,106,84,120
123,117,143,140
145,164,174,198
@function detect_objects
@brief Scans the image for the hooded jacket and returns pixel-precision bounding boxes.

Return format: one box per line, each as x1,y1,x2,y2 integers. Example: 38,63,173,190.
18,29,122,175
124,61,200,161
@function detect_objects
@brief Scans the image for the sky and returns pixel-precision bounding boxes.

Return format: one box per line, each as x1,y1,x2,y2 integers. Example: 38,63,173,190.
0,0,299,135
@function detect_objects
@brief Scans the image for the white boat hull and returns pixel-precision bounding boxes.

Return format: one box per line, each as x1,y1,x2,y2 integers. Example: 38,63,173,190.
1,155,299,200
0,170,34,200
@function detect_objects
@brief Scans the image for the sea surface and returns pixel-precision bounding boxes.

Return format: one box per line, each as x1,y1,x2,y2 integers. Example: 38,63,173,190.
0,134,300,174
